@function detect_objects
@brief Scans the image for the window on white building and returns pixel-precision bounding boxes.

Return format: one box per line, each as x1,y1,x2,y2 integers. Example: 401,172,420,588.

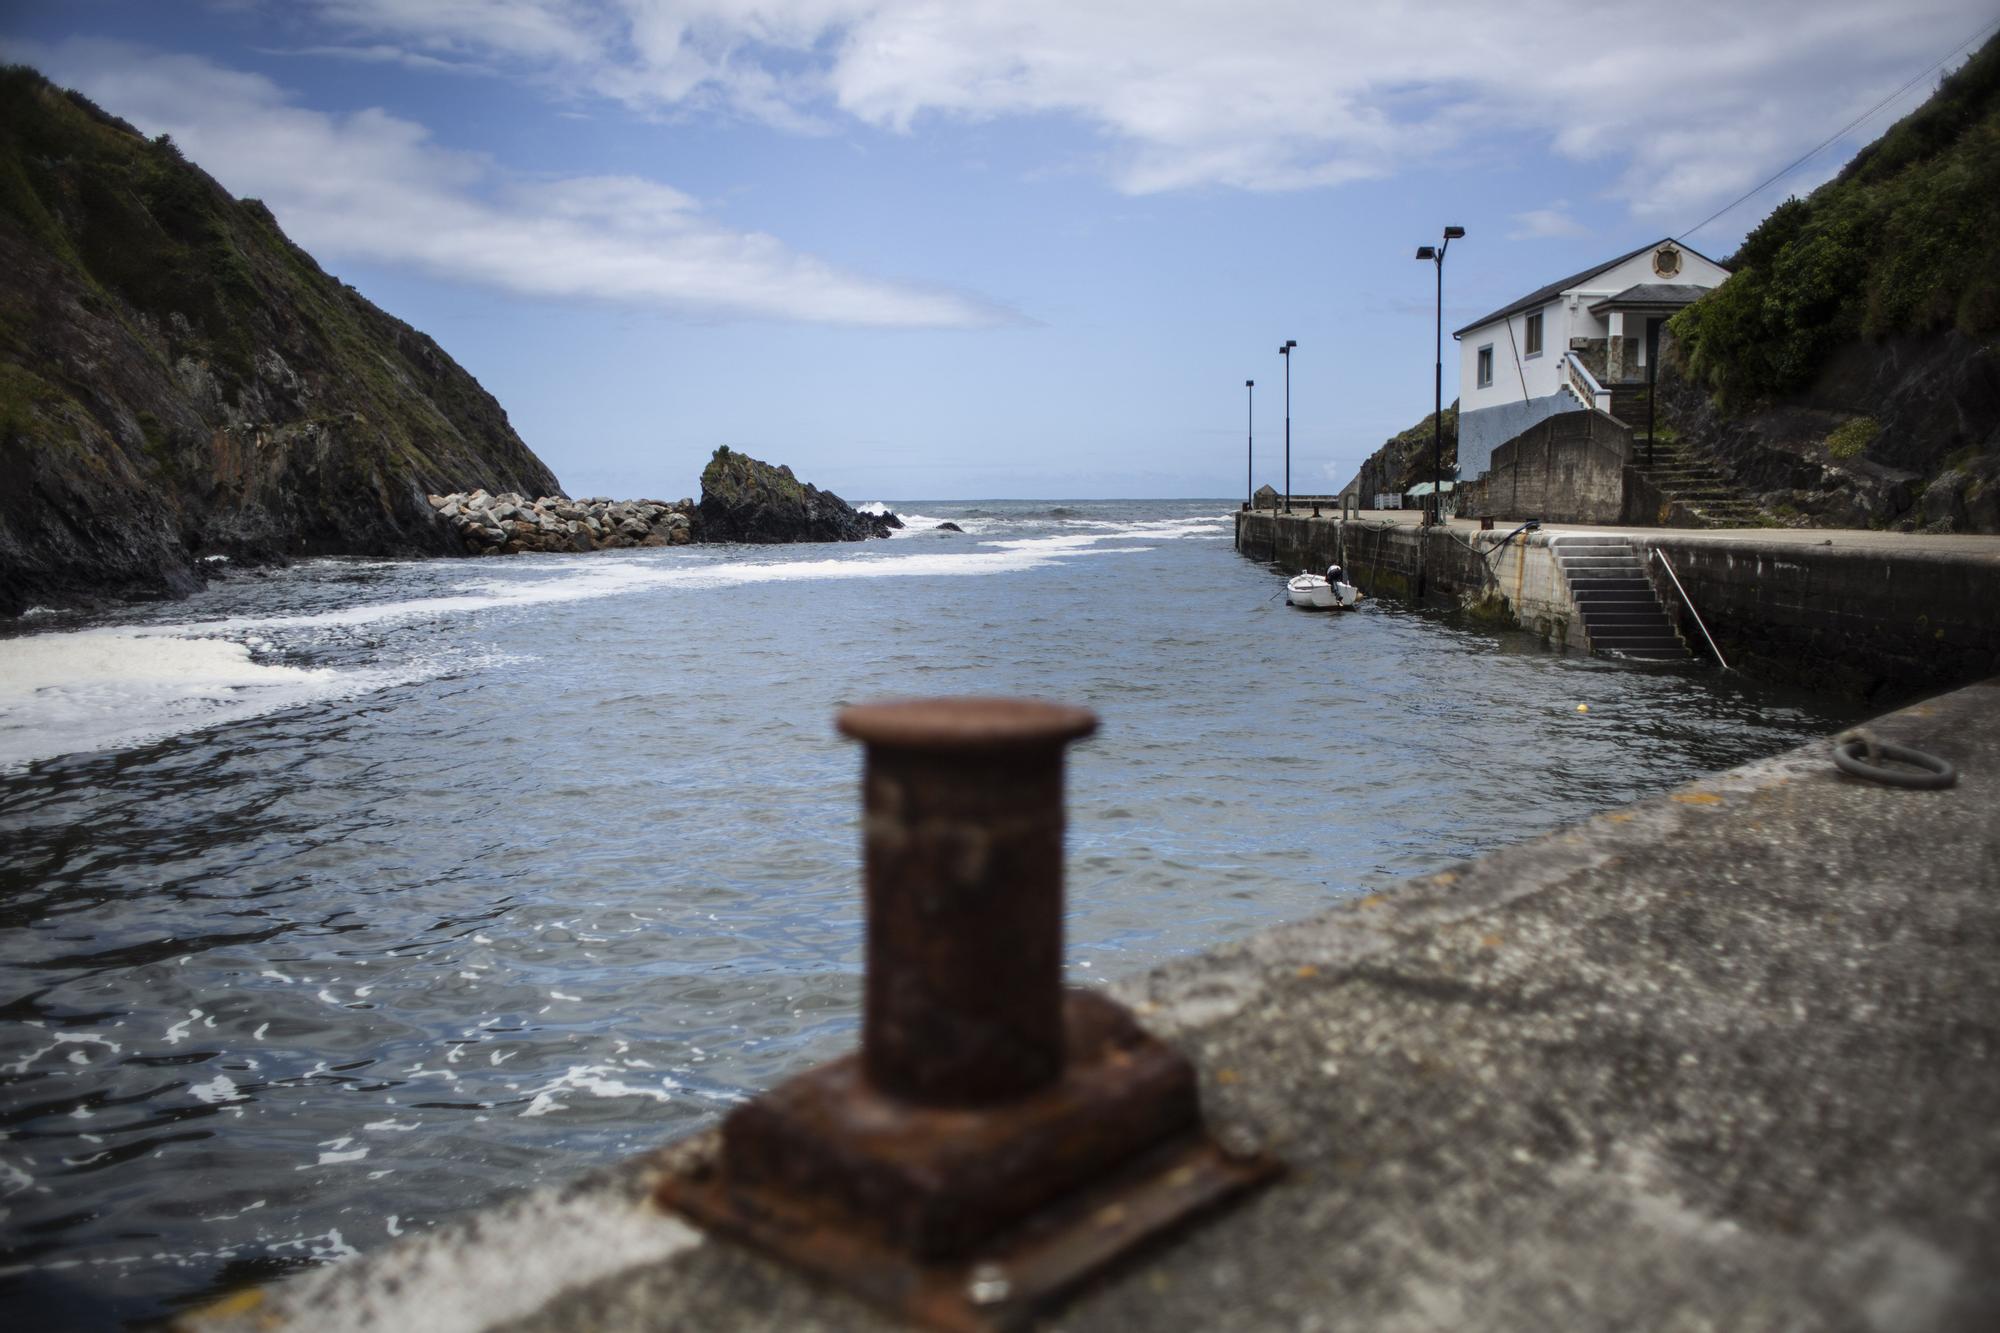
1476,345,1493,389
1524,311,1544,357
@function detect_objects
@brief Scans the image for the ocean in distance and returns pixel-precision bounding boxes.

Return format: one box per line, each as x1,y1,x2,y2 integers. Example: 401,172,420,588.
0,499,1855,1327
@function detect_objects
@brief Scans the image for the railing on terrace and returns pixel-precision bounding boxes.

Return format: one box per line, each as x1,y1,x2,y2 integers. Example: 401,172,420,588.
1560,351,1613,414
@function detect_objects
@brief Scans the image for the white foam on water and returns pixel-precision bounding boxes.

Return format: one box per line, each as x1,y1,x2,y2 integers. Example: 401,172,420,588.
0,630,445,772
0,1157,34,1197
189,1075,245,1104
140,522,1194,638
0,514,1227,768
199,1200,267,1223
303,1137,371,1168
1,1032,121,1075
860,504,961,535
517,1064,681,1118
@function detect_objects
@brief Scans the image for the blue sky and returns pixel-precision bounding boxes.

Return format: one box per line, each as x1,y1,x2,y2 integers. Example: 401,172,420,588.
4,1,1995,500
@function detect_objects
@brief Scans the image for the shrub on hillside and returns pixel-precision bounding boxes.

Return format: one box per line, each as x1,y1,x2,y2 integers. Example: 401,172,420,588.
1672,37,2000,410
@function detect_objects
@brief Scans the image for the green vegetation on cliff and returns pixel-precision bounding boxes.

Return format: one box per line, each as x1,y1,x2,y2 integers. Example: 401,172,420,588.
0,66,561,614
1338,403,1458,504
1672,36,2000,410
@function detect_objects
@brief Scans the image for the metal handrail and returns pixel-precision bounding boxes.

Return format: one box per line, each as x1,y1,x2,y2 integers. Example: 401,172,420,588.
1652,548,1729,669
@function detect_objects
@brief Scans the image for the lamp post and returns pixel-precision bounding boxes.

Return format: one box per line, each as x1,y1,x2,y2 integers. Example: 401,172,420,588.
1245,379,1255,509
1278,340,1296,513
1414,227,1465,526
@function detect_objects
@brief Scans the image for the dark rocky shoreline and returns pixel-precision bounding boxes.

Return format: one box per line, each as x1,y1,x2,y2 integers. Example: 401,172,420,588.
0,69,558,618
422,449,900,559
0,73,909,616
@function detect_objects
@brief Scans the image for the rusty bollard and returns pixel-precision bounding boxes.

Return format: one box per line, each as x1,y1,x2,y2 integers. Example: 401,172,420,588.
657,698,1277,1331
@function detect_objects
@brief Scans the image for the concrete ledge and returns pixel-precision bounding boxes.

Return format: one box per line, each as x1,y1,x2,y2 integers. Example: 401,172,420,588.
1638,535,2000,696
185,680,2000,1332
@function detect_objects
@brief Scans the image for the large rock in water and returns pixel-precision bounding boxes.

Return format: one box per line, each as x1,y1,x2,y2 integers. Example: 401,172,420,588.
0,69,562,615
696,447,894,543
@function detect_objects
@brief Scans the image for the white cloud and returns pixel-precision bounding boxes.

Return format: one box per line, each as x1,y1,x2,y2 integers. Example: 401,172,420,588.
262,43,496,75
9,36,1008,328
311,0,610,66
291,0,2000,216
1508,204,1590,241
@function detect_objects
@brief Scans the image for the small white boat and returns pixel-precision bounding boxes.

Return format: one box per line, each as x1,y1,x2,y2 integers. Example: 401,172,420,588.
1287,572,1361,610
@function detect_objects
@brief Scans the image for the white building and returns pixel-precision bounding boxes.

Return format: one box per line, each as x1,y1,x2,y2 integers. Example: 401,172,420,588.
1454,239,1730,481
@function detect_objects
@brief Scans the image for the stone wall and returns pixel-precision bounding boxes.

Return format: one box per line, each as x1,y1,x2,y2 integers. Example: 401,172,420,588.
1459,410,1632,524
1457,394,1575,482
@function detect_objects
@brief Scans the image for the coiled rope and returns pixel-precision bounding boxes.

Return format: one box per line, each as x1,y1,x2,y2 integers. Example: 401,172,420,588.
1832,727,1957,790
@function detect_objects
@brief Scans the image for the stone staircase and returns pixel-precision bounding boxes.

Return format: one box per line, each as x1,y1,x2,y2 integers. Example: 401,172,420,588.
1607,383,1651,426
1606,390,1762,528
1629,438,1762,527
1551,534,1690,660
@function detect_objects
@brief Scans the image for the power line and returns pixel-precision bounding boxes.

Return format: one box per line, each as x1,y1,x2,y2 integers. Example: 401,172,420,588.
1679,16,2000,243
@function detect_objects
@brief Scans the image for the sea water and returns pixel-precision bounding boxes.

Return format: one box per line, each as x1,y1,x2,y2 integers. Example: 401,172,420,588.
0,501,1853,1327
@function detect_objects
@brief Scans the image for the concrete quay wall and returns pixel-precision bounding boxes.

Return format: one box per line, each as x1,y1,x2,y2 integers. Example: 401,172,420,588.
1458,408,1631,526
1238,511,2000,696
1236,510,1580,650
183,679,2000,1333
1637,535,2000,697
1236,510,1489,605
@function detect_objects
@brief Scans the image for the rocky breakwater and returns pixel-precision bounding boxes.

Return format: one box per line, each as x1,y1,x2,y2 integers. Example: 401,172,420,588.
426,450,900,557
428,491,693,554
696,446,899,543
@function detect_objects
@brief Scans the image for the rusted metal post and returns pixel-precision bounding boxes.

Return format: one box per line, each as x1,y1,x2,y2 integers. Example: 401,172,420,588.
657,697,1278,1332
842,698,1094,1105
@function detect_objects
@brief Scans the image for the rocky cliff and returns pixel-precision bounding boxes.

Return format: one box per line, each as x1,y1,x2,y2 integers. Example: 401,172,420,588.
1665,34,2000,532
0,67,561,616
696,447,896,543
1337,404,1457,506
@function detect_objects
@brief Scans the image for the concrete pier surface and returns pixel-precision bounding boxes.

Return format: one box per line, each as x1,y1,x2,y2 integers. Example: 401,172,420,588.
182,678,2000,1333
1263,506,2000,556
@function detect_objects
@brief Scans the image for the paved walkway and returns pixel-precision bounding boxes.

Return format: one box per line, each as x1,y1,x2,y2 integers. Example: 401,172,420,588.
1271,508,2000,558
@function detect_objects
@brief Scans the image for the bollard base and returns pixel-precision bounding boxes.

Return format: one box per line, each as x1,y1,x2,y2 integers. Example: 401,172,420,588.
656,990,1279,1331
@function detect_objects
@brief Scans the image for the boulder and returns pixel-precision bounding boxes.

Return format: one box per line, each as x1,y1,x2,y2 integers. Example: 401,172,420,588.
935,521,964,532
696,446,895,543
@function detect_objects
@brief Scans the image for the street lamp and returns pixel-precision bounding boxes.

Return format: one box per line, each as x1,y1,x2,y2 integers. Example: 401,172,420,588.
1245,379,1255,510
1278,340,1297,513
1415,226,1465,526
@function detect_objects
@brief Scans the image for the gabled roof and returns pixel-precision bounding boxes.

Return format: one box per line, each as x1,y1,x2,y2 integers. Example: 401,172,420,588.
1453,239,1724,339
1588,283,1713,314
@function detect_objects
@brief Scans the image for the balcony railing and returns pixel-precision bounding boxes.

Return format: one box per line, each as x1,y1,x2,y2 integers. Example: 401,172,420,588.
1560,351,1613,414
